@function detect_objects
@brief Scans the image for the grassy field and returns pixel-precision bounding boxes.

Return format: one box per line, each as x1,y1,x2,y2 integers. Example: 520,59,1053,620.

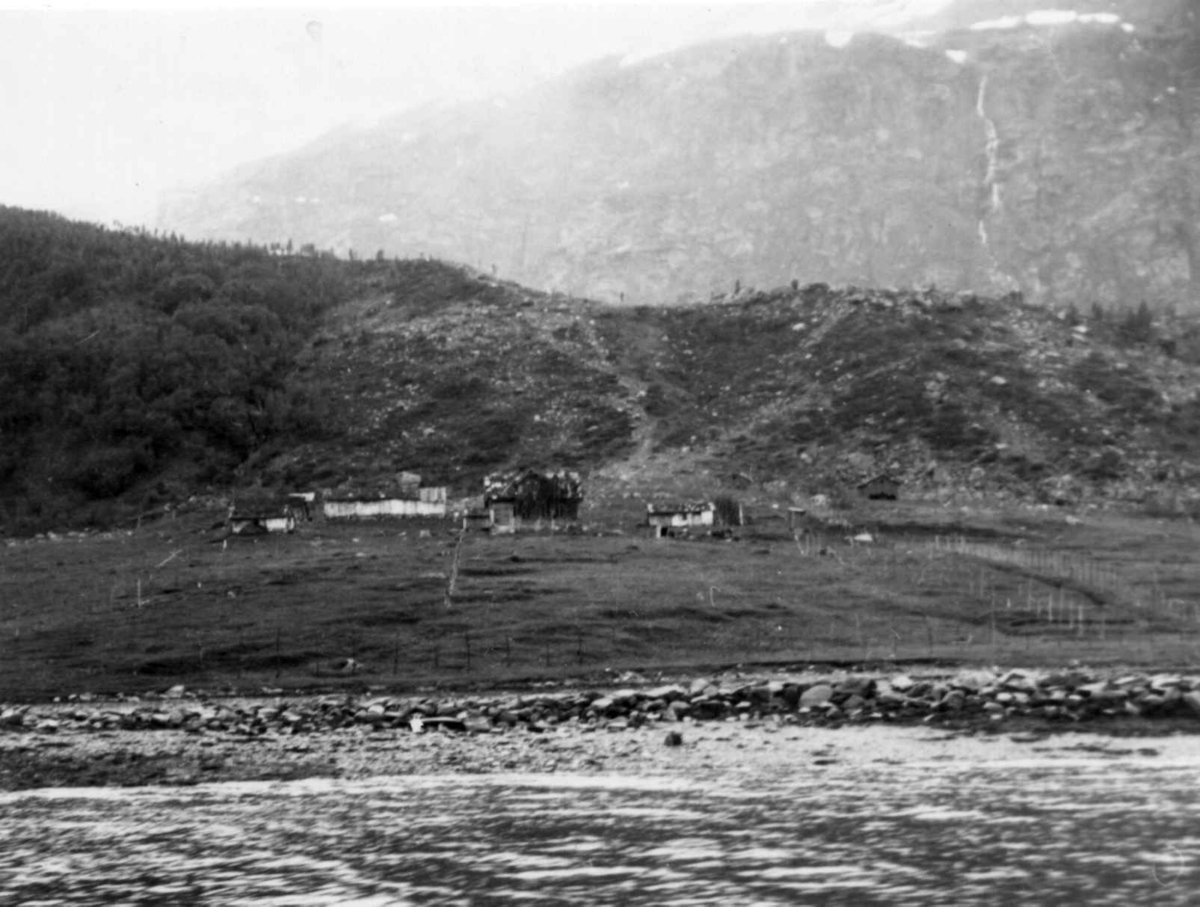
2,502,1199,700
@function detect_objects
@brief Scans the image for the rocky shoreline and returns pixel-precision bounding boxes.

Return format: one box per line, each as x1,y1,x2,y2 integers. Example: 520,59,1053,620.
3,667,1199,791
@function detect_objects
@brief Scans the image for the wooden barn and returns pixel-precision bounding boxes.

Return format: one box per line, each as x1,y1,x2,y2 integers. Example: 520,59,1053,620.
482,469,583,532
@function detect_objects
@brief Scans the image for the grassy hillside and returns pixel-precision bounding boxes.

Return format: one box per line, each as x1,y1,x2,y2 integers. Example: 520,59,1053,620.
591,287,1200,507
254,259,636,494
256,272,1200,515
3,503,1199,700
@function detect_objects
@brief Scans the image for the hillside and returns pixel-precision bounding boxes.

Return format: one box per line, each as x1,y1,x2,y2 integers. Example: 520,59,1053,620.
157,1,1199,309
0,206,350,532
4,203,1200,534
258,261,1200,514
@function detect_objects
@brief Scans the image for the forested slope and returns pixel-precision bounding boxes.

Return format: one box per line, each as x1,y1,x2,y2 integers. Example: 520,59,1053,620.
0,207,348,530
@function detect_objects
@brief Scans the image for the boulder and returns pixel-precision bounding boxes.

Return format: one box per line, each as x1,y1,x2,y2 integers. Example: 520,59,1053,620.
889,674,914,692
1182,691,1200,717
951,670,995,692
841,694,867,714
836,677,875,698
665,700,690,721
999,670,1038,692
940,690,966,711
799,684,834,707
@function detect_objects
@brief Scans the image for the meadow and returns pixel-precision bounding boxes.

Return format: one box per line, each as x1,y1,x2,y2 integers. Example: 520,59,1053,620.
2,502,1199,700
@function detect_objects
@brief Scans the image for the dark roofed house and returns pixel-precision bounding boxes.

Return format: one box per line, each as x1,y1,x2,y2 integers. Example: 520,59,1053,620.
858,475,901,500
228,492,299,535
483,468,583,533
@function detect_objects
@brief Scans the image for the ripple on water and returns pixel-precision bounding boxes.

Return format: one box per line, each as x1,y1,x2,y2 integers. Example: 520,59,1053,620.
2,760,1199,904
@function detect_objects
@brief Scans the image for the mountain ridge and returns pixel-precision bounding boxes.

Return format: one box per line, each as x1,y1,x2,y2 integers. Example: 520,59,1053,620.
158,3,1200,310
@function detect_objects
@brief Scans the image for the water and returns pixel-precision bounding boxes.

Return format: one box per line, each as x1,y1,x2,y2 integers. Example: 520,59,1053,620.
2,756,1198,904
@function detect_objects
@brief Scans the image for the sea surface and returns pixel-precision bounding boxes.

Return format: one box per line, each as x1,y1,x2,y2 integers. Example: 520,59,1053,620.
1,754,1198,905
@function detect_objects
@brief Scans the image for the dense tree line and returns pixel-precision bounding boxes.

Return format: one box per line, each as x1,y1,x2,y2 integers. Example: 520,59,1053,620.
0,206,350,531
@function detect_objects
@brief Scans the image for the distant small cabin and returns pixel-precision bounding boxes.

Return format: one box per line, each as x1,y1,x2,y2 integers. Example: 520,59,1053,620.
647,502,715,538
229,512,296,535
858,475,901,501
489,500,517,535
462,509,493,531
228,492,303,535
286,492,316,521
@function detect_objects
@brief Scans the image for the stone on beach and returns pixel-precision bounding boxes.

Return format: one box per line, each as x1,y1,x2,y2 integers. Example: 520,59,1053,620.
799,684,834,707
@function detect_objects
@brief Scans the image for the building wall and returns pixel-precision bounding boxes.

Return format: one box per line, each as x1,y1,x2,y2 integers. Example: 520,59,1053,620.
490,502,516,534
648,509,714,529
230,514,295,534
323,498,447,519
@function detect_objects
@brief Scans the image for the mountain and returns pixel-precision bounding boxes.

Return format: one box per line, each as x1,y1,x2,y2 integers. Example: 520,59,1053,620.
157,1,1199,309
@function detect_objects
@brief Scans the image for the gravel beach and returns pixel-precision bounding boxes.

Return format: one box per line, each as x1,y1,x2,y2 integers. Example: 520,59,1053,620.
4,667,1200,790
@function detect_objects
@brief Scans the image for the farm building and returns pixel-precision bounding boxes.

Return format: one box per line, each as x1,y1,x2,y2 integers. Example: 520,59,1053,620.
489,500,517,535
322,490,447,520
322,477,448,520
647,502,715,538
462,509,493,531
286,492,316,521
227,489,308,535
227,492,302,535
858,475,901,500
483,469,584,530
229,512,296,535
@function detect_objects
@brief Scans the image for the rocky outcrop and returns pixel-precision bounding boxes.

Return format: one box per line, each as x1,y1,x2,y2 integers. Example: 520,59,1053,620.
6,669,1199,737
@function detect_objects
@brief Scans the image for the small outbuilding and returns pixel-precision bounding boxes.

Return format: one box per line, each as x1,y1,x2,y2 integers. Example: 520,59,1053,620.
647,502,715,538
229,512,296,535
228,492,301,535
858,475,901,500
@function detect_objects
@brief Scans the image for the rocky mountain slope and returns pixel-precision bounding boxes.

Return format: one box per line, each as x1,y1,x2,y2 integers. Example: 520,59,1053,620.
252,259,1200,512
158,1,1199,310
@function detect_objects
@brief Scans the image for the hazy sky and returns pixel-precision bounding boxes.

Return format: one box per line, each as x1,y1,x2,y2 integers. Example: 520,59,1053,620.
0,1,952,227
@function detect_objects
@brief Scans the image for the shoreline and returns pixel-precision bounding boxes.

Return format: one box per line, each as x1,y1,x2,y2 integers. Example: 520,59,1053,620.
3,718,1198,794
3,666,1200,791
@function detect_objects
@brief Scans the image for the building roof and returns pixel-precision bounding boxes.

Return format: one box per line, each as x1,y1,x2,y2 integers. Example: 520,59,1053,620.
857,474,901,488
646,501,714,516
